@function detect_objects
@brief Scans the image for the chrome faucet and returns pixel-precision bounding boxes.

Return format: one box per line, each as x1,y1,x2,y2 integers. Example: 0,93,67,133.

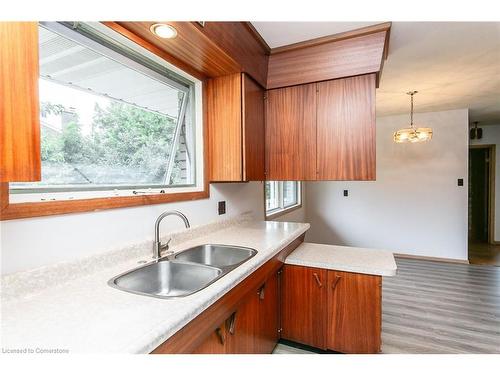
153,210,190,260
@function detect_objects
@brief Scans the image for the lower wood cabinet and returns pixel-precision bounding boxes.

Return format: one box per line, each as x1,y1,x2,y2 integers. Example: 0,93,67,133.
281,265,328,349
191,322,227,354
193,270,280,354
327,270,381,353
281,265,382,353
257,270,279,353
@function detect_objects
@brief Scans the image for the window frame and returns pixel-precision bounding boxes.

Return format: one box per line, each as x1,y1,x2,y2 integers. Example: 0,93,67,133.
265,181,302,220
0,22,208,221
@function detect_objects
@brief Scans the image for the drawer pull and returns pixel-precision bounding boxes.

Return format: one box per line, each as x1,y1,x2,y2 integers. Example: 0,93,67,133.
215,327,225,345
258,284,266,300
228,312,237,335
313,273,323,288
332,276,342,290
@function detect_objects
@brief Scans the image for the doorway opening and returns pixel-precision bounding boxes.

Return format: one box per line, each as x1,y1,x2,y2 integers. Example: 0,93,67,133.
468,144,499,265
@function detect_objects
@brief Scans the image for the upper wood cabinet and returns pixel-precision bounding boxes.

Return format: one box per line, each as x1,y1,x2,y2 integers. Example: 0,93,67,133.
0,22,41,182
265,83,317,180
207,73,265,182
265,73,376,181
317,74,376,180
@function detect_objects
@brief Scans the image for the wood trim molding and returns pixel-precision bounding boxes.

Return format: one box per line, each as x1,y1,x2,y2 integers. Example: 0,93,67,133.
243,22,271,54
267,31,388,90
0,189,209,221
103,22,208,81
109,22,269,88
394,253,470,265
270,22,392,55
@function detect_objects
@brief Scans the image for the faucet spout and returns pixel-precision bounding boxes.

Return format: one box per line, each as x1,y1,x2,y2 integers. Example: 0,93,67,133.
153,210,190,260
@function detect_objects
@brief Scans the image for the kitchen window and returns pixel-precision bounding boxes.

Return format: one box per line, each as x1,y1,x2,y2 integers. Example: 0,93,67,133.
9,22,204,204
265,181,301,219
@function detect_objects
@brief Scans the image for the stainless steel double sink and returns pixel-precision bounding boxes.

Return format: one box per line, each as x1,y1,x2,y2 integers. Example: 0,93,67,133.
108,244,257,299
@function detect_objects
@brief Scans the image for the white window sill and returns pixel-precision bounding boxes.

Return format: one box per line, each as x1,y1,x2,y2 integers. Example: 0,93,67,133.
265,203,302,221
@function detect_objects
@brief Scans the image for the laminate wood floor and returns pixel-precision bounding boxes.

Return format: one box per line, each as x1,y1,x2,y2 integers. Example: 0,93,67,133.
273,257,500,354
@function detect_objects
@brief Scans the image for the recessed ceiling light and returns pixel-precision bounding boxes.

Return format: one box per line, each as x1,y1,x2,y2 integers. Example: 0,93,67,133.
150,23,177,39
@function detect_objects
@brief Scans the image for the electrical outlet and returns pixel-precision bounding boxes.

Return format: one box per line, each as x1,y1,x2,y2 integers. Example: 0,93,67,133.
458,178,464,186
343,190,348,197
218,201,226,215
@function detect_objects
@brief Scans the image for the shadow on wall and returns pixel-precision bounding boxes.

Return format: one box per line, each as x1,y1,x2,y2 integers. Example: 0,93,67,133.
304,210,348,245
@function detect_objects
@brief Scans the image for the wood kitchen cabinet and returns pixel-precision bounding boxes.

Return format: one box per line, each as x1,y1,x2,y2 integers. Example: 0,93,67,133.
207,73,265,182
192,270,281,354
327,270,381,353
226,292,260,353
192,322,227,354
264,73,376,181
280,265,382,353
316,74,376,180
281,265,328,349
265,83,317,180
257,270,280,353
193,272,279,354
0,22,41,182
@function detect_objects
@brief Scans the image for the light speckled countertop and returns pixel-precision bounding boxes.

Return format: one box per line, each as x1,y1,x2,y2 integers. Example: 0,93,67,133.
285,242,397,276
1,219,309,354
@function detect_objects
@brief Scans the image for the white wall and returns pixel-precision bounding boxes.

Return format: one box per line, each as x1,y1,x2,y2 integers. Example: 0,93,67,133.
470,124,500,241
305,108,469,261
0,182,265,275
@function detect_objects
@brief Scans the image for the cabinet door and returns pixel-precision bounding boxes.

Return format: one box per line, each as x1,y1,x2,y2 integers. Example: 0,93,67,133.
242,74,265,181
192,323,227,354
327,270,382,353
316,74,376,180
207,73,243,181
227,293,259,353
256,271,279,353
281,265,327,349
265,84,317,180
0,22,41,182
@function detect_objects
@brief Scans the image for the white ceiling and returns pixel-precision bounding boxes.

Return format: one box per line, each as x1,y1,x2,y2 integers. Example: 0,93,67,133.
252,22,378,48
252,22,500,125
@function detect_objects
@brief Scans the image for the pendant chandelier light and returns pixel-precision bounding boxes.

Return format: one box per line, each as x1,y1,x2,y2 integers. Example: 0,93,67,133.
393,91,433,143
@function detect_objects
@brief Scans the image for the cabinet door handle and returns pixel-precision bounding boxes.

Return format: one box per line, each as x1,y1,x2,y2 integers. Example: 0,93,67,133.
228,312,237,335
215,327,226,345
313,272,323,288
258,284,266,300
332,276,342,290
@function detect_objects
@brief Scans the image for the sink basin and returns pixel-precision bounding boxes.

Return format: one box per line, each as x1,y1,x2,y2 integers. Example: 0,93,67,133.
109,244,257,299
174,244,257,268
109,260,222,298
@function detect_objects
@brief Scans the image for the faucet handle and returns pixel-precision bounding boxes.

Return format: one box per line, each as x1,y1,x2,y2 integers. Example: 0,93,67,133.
160,237,172,252
165,237,172,249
